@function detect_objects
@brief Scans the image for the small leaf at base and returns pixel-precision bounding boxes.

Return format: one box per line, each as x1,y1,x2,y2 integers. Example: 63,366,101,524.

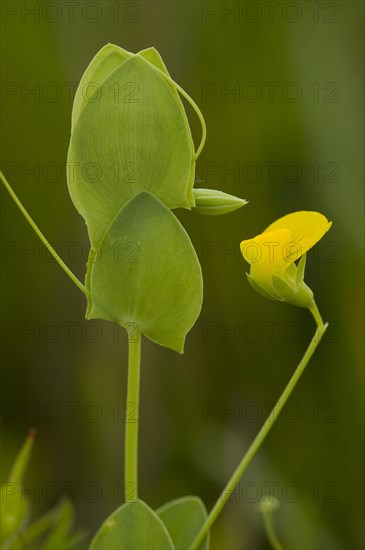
157,496,209,550
90,500,174,550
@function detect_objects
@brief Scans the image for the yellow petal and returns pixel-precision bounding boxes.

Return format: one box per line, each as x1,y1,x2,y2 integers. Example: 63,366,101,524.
263,211,332,264
240,228,291,295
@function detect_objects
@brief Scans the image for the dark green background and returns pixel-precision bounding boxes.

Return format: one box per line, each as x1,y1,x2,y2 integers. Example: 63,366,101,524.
1,1,363,548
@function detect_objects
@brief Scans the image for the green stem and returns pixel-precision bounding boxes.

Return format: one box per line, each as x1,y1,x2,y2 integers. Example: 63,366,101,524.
124,331,142,501
189,310,327,550
309,301,325,333
0,170,89,297
262,509,284,550
143,61,207,160
172,81,207,160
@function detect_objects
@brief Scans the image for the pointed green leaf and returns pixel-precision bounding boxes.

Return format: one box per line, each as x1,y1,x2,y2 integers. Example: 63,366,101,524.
41,500,74,550
157,496,210,550
138,47,170,73
71,43,130,130
7,430,36,485
15,509,59,546
138,47,185,102
87,191,202,352
12,507,62,547
138,47,195,206
0,431,36,543
0,486,28,544
90,500,174,550
8,501,85,550
68,53,195,245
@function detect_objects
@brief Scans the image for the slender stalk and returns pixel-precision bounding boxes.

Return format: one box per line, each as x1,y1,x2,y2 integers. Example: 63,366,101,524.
0,170,89,297
124,331,142,501
189,312,327,550
142,60,207,160
172,81,207,160
262,509,284,550
309,301,325,333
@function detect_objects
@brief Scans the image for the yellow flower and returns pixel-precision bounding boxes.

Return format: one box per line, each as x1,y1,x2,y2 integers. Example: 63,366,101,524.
240,211,332,307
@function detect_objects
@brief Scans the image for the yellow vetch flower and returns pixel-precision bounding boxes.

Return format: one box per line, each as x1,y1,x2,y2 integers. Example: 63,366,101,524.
240,211,332,308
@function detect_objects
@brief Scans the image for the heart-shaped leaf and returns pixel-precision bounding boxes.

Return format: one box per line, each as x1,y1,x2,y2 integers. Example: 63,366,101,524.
87,191,203,352
157,496,210,550
90,500,174,550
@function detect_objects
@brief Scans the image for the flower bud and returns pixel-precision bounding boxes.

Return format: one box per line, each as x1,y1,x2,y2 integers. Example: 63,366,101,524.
192,188,247,215
258,496,280,513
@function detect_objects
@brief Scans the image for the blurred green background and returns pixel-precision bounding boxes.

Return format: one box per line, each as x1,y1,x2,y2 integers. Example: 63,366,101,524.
1,1,363,548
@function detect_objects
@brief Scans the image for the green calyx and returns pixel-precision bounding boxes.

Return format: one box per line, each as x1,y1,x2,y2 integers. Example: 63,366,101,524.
272,254,314,308
247,254,314,309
